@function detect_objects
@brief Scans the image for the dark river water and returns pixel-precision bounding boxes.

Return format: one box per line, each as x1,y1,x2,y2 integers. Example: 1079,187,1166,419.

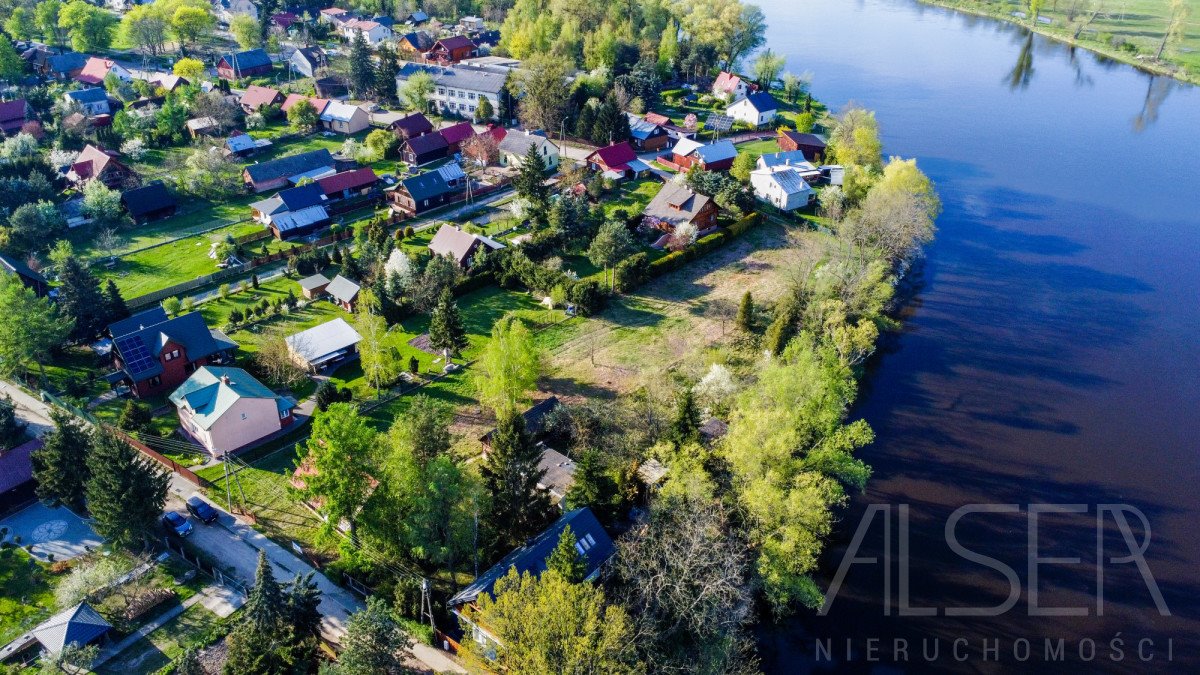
752,0,1200,672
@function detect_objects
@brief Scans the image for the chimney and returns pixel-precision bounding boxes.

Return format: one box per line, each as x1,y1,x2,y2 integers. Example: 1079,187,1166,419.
221,374,231,385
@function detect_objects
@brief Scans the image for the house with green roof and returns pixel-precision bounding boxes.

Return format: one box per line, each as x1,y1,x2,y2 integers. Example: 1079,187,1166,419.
169,366,296,456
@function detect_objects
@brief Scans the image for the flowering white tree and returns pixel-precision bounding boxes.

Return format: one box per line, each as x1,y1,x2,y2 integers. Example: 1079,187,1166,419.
669,222,699,251
1,132,38,159
385,248,414,287
47,149,77,170
693,363,737,407
120,138,147,160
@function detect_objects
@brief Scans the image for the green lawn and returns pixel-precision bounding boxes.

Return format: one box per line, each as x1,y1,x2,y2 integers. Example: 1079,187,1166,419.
94,603,225,675
736,138,781,157
602,179,662,220
0,547,58,646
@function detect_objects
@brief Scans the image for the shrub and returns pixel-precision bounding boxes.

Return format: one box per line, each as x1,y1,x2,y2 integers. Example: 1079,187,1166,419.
567,279,605,316
613,252,650,292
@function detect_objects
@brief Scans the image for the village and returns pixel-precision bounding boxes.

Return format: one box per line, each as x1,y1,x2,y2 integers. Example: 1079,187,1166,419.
0,0,938,672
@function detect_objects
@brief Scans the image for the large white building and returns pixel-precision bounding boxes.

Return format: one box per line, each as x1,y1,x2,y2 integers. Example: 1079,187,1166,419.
395,62,507,120
749,165,813,212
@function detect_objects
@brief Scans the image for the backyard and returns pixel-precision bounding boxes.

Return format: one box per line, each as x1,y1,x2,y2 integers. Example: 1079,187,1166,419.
0,546,57,646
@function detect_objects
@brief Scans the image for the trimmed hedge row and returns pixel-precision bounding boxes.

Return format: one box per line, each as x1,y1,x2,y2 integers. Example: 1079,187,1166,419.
644,213,763,279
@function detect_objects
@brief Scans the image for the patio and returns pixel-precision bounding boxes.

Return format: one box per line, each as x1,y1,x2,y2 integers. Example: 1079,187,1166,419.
0,503,104,562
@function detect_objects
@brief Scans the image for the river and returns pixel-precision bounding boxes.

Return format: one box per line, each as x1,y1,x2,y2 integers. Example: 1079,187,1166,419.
752,0,1200,672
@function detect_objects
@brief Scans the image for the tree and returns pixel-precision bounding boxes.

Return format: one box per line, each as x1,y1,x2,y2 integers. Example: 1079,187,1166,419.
474,96,494,122
461,132,499,166
173,56,205,81
373,44,399,101
5,8,37,41
0,40,26,85
120,5,168,56
735,291,753,331
827,105,882,170
31,409,90,511
385,395,450,465
546,525,587,583
513,145,550,213
225,551,292,674
82,179,125,226
38,642,98,674
730,151,757,183
55,556,130,607
8,201,66,254
179,147,243,199
507,54,570,132
468,568,640,674
117,399,153,436
254,332,308,389
724,4,767,70
176,648,204,675
667,388,701,447
399,71,434,112
34,0,63,46
364,128,397,161
564,450,619,522
1156,0,1191,60
587,220,636,292
473,319,542,416
481,410,549,548
57,256,106,341
58,0,117,52
781,72,805,104
0,275,72,382
229,14,261,49
298,403,376,537
85,429,170,549
752,48,785,89
171,6,215,52
284,572,323,666
162,296,182,316
325,596,413,674
427,288,468,360
348,31,373,97
355,304,396,395
0,396,22,450
286,97,319,132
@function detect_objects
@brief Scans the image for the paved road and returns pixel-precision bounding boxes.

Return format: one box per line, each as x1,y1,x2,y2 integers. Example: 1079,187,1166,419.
0,380,55,437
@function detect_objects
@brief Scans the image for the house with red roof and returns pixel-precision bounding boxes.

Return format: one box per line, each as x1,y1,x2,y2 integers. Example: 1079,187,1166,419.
75,57,132,86
711,71,754,102
0,100,32,135
272,11,299,29
439,121,476,153
281,94,330,116
584,141,650,180
317,168,378,201
424,36,477,63
389,112,433,140
65,145,137,189
239,85,284,114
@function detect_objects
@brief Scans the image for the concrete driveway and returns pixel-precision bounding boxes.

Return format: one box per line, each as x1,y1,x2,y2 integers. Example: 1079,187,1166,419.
0,380,55,437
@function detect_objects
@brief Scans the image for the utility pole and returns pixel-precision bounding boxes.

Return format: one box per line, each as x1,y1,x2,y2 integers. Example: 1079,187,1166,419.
222,452,232,513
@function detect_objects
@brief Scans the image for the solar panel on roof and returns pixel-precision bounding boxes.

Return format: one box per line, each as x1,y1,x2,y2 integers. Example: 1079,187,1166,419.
116,335,156,375
705,113,734,132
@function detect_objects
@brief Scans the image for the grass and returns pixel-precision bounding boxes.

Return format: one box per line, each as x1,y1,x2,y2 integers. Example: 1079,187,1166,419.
0,547,58,646
601,179,663,220
94,603,225,675
736,138,781,157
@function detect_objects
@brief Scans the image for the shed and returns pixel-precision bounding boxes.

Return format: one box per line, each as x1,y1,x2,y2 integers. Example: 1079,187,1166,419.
325,274,360,311
401,132,449,166
121,181,177,223
286,318,363,371
298,273,330,299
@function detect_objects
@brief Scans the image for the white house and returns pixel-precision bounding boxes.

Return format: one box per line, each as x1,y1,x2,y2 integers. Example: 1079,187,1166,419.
395,62,506,120
712,71,751,102
342,19,392,46
64,88,111,116
726,92,778,128
319,101,370,134
216,0,258,24
497,131,559,170
749,165,813,212
76,57,133,85
169,366,295,456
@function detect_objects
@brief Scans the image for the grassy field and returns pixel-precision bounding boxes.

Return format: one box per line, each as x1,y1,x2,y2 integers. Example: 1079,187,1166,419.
602,179,663,220
0,547,57,646
736,138,781,157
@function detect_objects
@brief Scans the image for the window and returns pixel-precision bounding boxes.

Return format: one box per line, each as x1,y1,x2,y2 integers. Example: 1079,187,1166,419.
241,413,247,420
437,88,445,95
149,375,161,386
164,348,180,361
280,409,289,420
575,532,597,554
457,91,465,98
468,92,476,100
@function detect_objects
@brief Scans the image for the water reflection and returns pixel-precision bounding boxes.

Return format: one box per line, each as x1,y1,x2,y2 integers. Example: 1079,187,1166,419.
1005,32,1036,90
1132,76,1173,132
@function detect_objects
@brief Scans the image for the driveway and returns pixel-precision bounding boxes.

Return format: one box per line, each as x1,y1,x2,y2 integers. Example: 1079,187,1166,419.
0,380,55,437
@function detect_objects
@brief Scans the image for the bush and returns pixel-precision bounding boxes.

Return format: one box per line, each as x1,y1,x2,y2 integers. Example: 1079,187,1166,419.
613,252,650,292
567,279,605,316
398,617,435,646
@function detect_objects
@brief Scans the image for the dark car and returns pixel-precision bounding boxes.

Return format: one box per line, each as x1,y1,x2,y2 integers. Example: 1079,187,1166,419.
185,495,219,525
162,511,193,538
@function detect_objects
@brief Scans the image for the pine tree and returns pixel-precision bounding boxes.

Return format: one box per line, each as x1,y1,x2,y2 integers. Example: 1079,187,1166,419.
667,389,701,447
574,104,595,138
482,410,549,548
0,395,23,449
513,145,550,213
117,399,152,435
102,279,129,325
284,572,322,667
175,648,204,675
349,31,373,98
546,524,587,583
564,450,618,523
31,409,90,511
330,596,413,675
57,256,106,341
225,551,291,674
373,44,399,101
474,96,494,122
427,289,467,360
735,291,754,331
85,429,169,548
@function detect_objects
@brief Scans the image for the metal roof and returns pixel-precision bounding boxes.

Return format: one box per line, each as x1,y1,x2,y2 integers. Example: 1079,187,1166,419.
395,62,507,95
245,149,334,183
169,366,293,430
110,311,233,381
325,274,360,303
319,101,362,123
66,88,108,104
29,602,110,653
286,318,363,365
271,205,330,232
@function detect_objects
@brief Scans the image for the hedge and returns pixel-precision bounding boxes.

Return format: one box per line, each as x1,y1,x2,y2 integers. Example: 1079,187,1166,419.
645,213,761,279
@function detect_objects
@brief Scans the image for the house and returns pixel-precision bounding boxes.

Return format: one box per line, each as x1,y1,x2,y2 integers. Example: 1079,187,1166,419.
313,76,350,99
289,46,325,77
66,145,136,188
108,308,237,398
0,253,48,296
272,11,299,29
750,165,813,212
403,9,429,24
712,71,752,101
144,72,187,92
643,111,698,142
0,439,40,508
0,100,32,135
757,151,822,183
480,397,559,451
460,16,485,32
449,508,614,649
397,30,435,55
186,116,221,138
121,181,177,223
460,55,520,71
325,274,360,311
427,223,505,268
0,602,111,666
170,367,295,456
777,130,827,161
424,36,477,64
286,318,362,371
216,0,258,23
250,183,330,239
395,62,506,121
64,88,111,116
400,131,449,166
297,273,330,299
319,7,351,24
388,164,467,215
341,18,392,45
281,94,330,116
474,30,502,49
319,101,370,134
626,113,671,152
497,130,559,170
438,121,476,153
641,181,718,233
25,50,87,80
224,131,272,157
584,141,649,180
243,148,336,192
390,112,434,140
669,138,738,172
726,91,778,128
317,167,377,200
217,49,273,80
75,57,132,86
239,85,284,113
821,164,845,186
537,447,575,506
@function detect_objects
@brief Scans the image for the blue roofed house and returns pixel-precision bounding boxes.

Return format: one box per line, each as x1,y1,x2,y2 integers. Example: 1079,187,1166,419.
243,148,336,192
449,508,615,655
625,112,671,152
757,150,823,183
64,87,111,116
0,602,111,666
169,366,295,456
387,164,467,215
107,307,237,398
250,182,331,239
726,91,779,128
217,48,273,80
0,252,49,296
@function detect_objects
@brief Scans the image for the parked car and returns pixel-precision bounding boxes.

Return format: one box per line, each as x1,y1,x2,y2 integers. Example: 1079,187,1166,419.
162,511,193,538
185,495,219,525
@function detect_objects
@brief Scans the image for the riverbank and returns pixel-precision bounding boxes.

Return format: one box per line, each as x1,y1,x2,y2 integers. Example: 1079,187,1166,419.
916,0,1200,86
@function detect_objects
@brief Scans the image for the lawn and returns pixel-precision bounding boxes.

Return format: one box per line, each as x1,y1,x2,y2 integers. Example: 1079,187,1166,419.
736,138,781,157
601,179,663,220
0,547,58,646
94,603,225,675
